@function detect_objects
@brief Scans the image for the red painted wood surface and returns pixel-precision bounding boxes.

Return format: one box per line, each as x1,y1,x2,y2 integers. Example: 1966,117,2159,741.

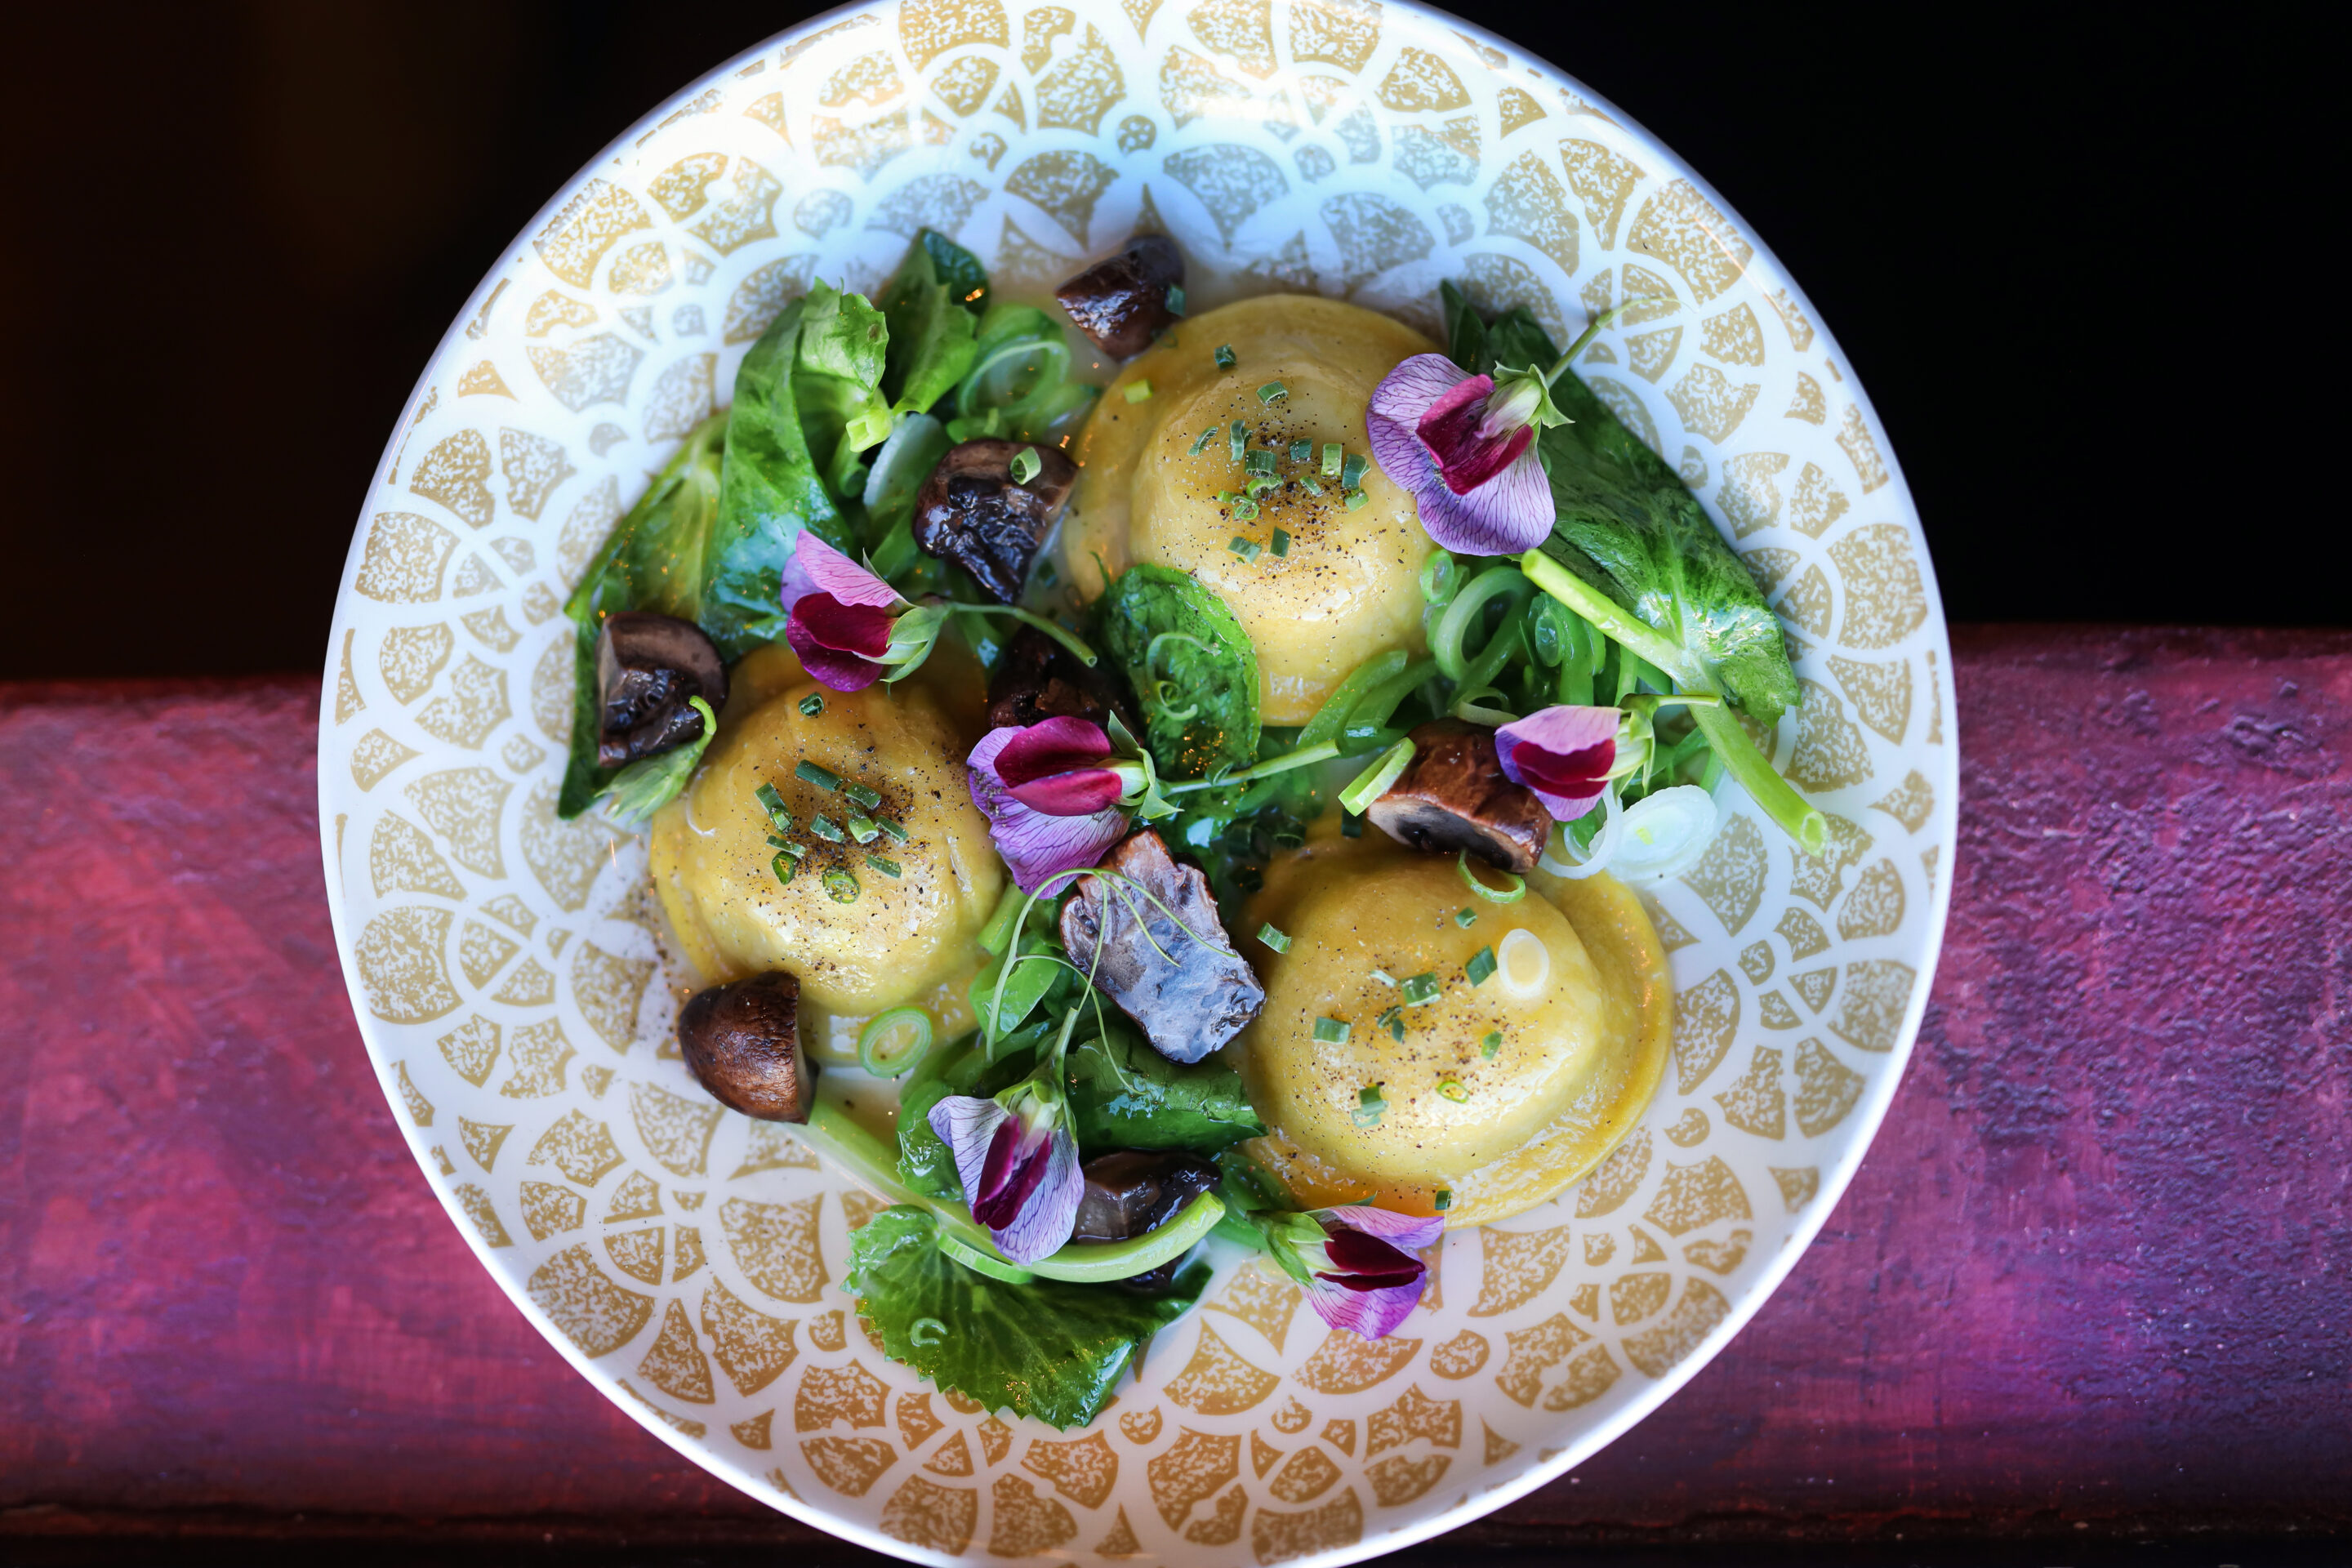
2,627,2347,1560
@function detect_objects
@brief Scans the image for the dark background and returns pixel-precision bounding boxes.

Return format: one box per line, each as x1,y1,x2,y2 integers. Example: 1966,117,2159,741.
0,3,2308,676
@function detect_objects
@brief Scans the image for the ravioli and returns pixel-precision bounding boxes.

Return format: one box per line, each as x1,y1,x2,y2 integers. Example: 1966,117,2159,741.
1236,813,1672,1226
1059,295,1433,725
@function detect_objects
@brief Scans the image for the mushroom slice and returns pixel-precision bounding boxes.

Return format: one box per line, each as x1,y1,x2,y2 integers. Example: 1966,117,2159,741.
911,438,1079,604
1367,719,1552,874
1054,234,1185,359
987,625,1137,733
595,612,728,768
1070,1149,1220,1245
677,972,814,1121
1059,831,1264,1065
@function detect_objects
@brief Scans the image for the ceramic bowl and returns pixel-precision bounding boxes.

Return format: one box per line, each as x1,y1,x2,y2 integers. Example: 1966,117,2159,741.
319,3,1954,1561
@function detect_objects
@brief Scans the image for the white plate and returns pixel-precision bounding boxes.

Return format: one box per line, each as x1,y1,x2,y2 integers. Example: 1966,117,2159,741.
318,4,1955,1561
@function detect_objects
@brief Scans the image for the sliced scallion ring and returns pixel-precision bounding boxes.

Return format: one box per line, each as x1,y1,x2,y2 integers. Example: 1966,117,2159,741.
1604,785,1721,881
1338,737,1414,815
856,1006,933,1078
1457,849,1528,903
1542,789,1627,880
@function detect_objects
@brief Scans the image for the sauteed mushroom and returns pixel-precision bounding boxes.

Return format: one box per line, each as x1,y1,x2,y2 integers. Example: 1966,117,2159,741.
1071,1149,1220,1245
911,439,1079,604
986,625,1136,733
677,972,814,1121
1054,234,1185,359
1059,831,1264,1065
595,612,727,768
1366,720,1552,874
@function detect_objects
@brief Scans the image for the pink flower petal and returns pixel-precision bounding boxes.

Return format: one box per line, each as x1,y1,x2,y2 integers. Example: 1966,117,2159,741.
781,531,899,612
969,727,1129,893
986,1123,1084,1264
1497,705,1621,821
1006,769,1127,817
1369,356,1554,555
931,1095,1085,1263
995,716,1112,789
786,613,885,692
1414,374,1533,494
1319,1204,1447,1254
931,1094,1009,1209
791,593,894,657
1369,353,1473,425
1304,1273,1428,1340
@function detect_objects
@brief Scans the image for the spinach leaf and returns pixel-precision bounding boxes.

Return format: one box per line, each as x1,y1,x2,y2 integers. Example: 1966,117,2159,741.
1097,564,1261,779
1067,1019,1264,1154
555,412,727,816
878,229,987,419
1437,282,1798,724
845,1205,1209,1429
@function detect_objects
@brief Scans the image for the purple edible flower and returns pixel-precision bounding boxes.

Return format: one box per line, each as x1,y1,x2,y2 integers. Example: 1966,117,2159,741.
1262,1205,1445,1340
1494,703,1621,821
929,1085,1084,1264
778,533,906,692
969,723,1131,893
1367,353,1555,555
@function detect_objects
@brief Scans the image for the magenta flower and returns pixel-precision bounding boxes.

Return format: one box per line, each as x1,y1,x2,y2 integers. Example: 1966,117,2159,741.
1495,703,1621,821
778,532,942,692
968,722,1133,893
929,1085,1084,1264
1265,1205,1446,1339
1368,354,1555,555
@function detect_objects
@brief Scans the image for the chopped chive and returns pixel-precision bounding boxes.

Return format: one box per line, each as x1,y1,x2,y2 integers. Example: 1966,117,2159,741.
1123,381,1153,404
1341,452,1369,488
1190,426,1218,455
1303,476,1325,496
1231,497,1260,522
1245,448,1276,475
1228,536,1263,562
795,760,842,791
822,867,860,903
1166,283,1186,315
1438,1079,1468,1102
1344,489,1369,511
1340,812,1364,838
798,693,825,717
1257,922,1292,953
1229,419,1246,462
1010,444,1042,483
1401,972,1441,1006
1481,1030,1503,1059
1321,442,1343,477
1313,1016,1352,1044
764,833,800,853
1434,1189,1454,1211
1454,907,1478,928
1352,1084,1387,1127
1370,969,1397,987
809,813,846,843
1270,528,1291,558
866,853,902,878
1214,344,1236,369
843,781,883,811
1466,946,1498,986
755,782,793,831
1257,381,1288,405
847,813,880,844
771,851,795,884
1217,489,1236,505
874,817,910,844
1246,475,1281,497
1377,1004,1405,1041
1289,439,1313,462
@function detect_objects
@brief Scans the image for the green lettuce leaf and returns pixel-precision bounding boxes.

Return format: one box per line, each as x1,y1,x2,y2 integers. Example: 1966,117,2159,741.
879,229,987,418
845,1205,1209,1429
1440,281,1799,724
555,412,727,816
1067,1020,1264,1154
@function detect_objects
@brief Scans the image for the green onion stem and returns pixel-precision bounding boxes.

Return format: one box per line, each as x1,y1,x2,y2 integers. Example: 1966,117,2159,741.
1297,650,1410,751
1687,701,1829,854
1164,741,1339,795
1517,550,1691,683
1339,737,1415,815
1432,564,1534,683
955,604,1098,666
1351,658,1438,733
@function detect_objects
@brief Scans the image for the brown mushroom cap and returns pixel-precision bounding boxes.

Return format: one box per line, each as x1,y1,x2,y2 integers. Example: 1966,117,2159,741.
1070,1149,1220,1244
677,972,814,1121
1054,234,1184,359
911,438,1079,604
1365,720,1553,873
1059,831,1264,1065
986,625,1138,733
595,612,728,769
